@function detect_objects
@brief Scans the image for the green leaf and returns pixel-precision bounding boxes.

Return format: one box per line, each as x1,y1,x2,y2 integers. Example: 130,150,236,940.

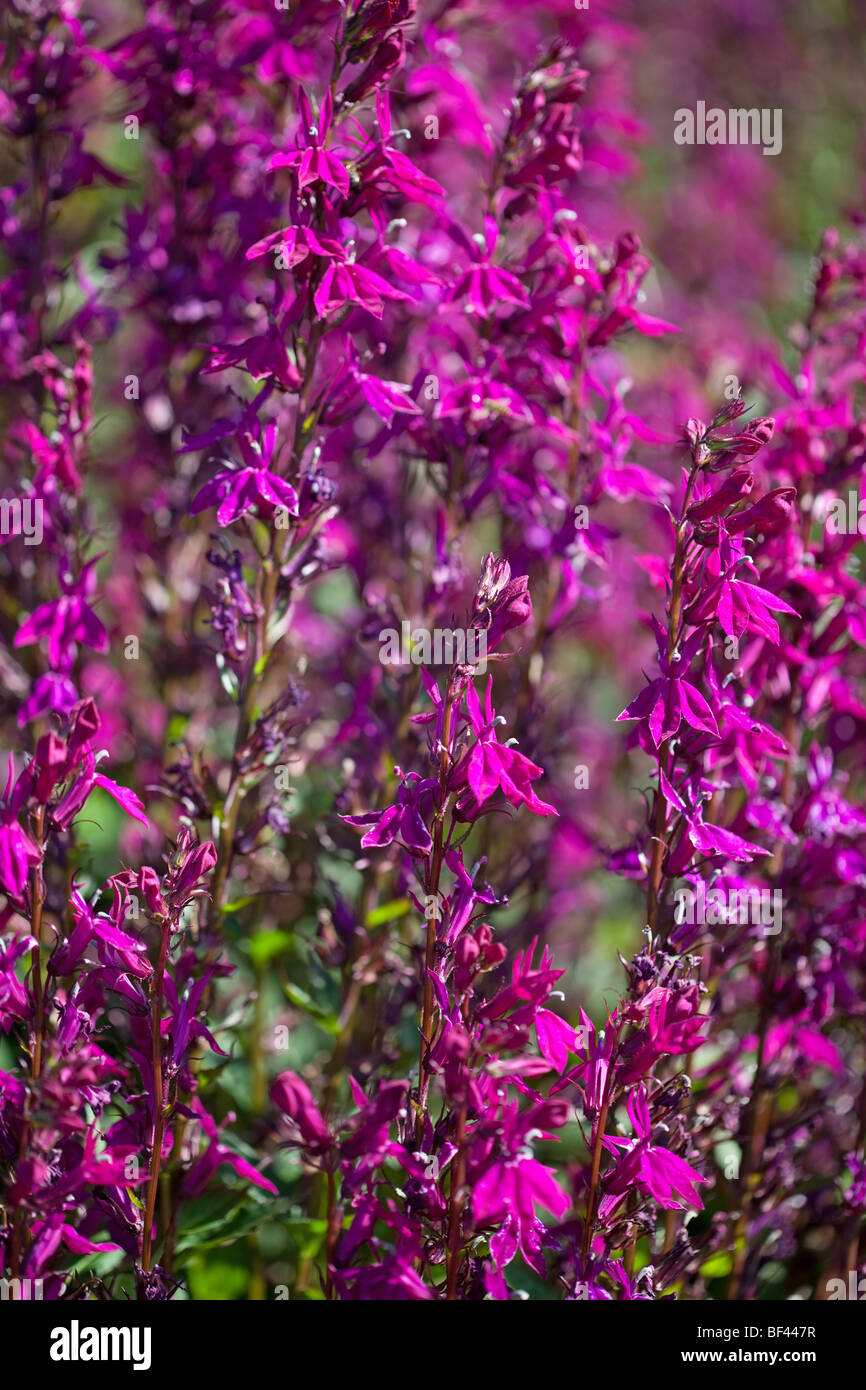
222,894,258,913
294,1217,327,1260
216,654,240,701
175,1195,293,1256
365,897,412,928
283,982,339,1032
63,1248,126,1280
185,1252,250,1301
249,518,271,555
776,1085,799,1114
248,929,295,965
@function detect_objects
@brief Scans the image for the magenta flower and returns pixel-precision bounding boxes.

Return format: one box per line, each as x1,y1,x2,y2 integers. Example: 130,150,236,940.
0,812,40,900
17,673,78,727
179,1100,278,1198
455,678,557,817
619,986,709,1084
471,1101,571,1275
268,89,351,199
600,1086,708,1218
190,420,299,526
49,887,149,978
49,747,148,832
616,622,719,749
354,90,444,212
14,558,107,670
313,253,409,321
334,337,422,427
0,936,36,1030
92,774,149,827
341,769,437,855
271,1071,331,1155
448,216,530,317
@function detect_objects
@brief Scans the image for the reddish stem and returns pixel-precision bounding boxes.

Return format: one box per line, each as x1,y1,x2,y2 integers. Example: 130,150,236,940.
415,690,455,1144
141,919,171,1277
581,1087,615,1263
646,464,700,931
445,1099,468,1299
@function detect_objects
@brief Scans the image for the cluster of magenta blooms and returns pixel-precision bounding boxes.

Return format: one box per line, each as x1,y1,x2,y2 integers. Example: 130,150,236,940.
1,0,865,1301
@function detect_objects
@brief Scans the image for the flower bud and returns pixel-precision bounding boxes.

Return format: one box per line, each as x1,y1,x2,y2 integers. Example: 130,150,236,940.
686,467,754,523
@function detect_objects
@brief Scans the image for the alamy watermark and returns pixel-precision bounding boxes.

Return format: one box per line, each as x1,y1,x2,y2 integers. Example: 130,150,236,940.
674,102,782,157
49,1320,151,1370
0,496,43,545
379,621,487,674
825,1272,866,1300
817,491,866,535
423,892,445,921
0,1276,44,1299
674,882,783,936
